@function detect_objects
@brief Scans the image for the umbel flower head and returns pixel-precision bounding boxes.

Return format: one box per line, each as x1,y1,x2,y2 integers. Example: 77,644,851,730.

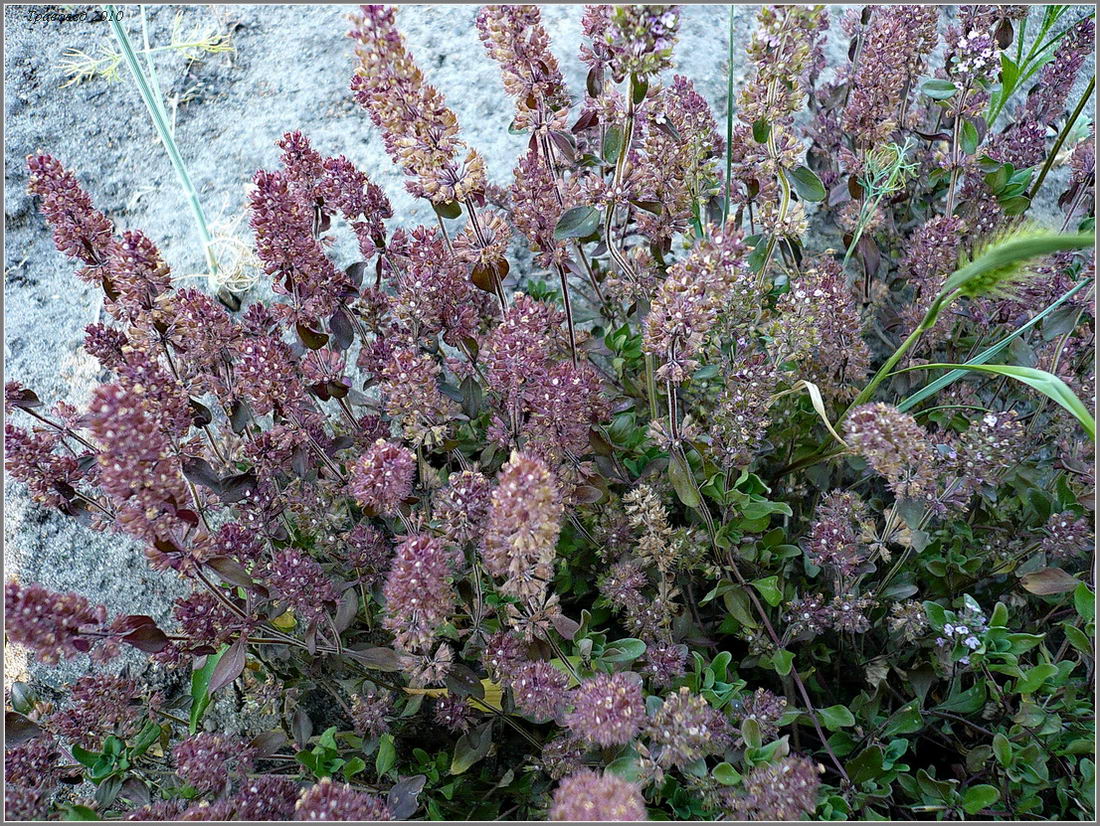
549,769,647,821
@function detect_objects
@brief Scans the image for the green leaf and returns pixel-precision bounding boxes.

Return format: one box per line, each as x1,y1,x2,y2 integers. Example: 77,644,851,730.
376,733,397,777
189,646,228,734
1074,583,1094,621
962,784,1000,814
847,745,884,785
1062,623,1092,655
450,722,493,775
741,717,762,749
712,761,741,786
71,744,100,769
602,125,625,164
553,205,601,240
771,649,794,676
1015,663,1058,694
923,601,948,630
788,165,826,202
899,278,1093,412
751,576,783,607
900,363,1095,440
819,705,856,731
605,754,641,782
922,78,958,99
961,120,980,156
884,701,923,736
752,118,771,143
62,804,101,821
342,756,367,782
668,450,701,508
603,638,647,664
939,231,1094,300
431,200,462,220
993,733,1013,767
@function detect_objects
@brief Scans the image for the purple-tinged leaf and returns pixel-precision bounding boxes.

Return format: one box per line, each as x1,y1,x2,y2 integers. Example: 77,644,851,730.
229,399,252,435
444,663,485,700
188,399,213,428
220,471,257,504
208,636,247,695
330,308,355,352
5,386,42,410
296,323,329,351
551,614,581,641
182,457,223,494
333,588,359,633
346,261,369,288
206,556,255,590
124,624,170,654
5,712,44,747
248,730,288,757
387,775,427,820
291,707,313,750
347,645,402,672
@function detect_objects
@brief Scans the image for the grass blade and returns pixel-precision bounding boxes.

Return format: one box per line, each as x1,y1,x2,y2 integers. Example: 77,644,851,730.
896,363,1095,440
898,277,1093,412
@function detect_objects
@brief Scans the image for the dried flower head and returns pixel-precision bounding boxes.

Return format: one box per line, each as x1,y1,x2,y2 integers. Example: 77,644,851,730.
566,672,645,748
262,548,340,623
349,5,485,203
382,533,459,654
647,687,731,768
295,776,392,821
233,775,302,821
511,659,570,721
845,403,941,505
350,691,392,739
726,755,822,820
482,450,563,606
4,580,110,664
549,769,647,821
348,439,416,515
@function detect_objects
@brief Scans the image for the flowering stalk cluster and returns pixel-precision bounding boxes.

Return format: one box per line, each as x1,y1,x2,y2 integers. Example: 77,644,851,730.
5,5,1094,822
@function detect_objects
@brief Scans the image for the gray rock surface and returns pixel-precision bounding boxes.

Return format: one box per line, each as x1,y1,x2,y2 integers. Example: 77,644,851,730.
2,3,1091,697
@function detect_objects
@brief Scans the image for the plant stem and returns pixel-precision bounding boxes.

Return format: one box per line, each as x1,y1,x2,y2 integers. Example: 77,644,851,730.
1028,76,1094,202
106,5,218,278
723,5,735,225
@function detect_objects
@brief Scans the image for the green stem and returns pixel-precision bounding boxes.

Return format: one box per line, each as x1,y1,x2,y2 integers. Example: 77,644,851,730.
644,353,660,422
1028,76,1094,202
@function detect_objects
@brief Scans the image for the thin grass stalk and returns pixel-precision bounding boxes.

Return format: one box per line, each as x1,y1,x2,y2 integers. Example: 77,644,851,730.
722,4,735,225
105,4,218,278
